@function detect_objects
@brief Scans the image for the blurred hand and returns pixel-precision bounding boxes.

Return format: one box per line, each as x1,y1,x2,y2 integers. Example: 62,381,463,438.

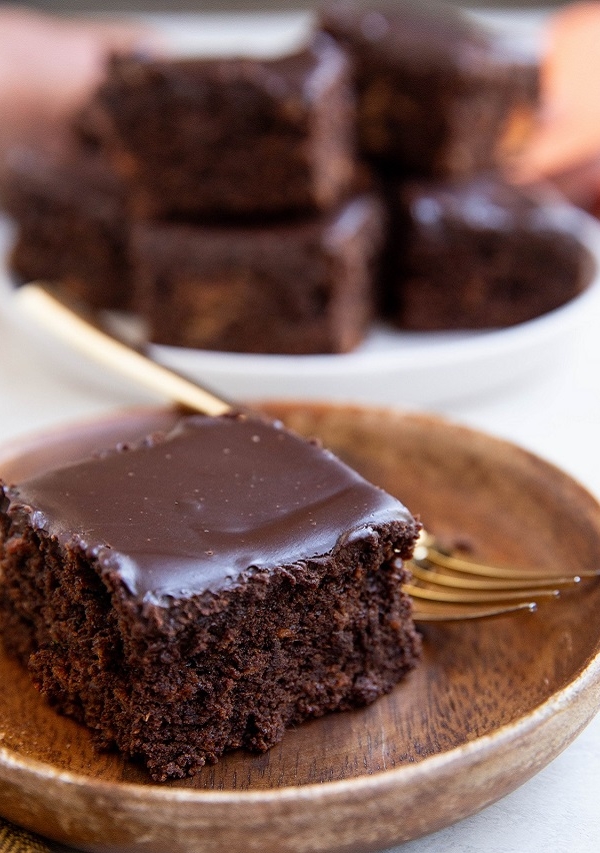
519,1,600,181
0,5,161,178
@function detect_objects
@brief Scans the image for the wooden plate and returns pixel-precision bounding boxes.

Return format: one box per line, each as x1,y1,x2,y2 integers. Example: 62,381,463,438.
1,402,599,853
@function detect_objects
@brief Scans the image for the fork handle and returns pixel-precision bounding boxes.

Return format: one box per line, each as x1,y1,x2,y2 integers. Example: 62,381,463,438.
15,283,232,417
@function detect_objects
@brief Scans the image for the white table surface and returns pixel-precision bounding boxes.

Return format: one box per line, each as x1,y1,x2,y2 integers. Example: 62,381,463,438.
1,8,599,851
1,273,600,853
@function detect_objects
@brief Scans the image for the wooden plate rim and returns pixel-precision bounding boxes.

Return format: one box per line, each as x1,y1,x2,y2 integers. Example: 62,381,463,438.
1,647,599,805
0,403,599,809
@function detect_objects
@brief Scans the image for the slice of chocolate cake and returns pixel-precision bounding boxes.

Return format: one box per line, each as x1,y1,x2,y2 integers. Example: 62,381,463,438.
385,174,594,330
0,413,421,781
132,192,385,354
3,143,131,311
320,1,540,178
92,33,356,218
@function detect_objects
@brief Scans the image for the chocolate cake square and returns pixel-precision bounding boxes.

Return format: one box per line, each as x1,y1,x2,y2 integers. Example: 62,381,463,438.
0,413,421,781
3,143,131,311
320,1,540,178
385,174,594,330
132,192,385,354
92,33,356,218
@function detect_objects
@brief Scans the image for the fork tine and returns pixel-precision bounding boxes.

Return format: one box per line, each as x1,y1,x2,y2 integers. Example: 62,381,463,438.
410,563,584,591
404,527,600,622
413,530,600,581
412,600,538,622
403,582,560,606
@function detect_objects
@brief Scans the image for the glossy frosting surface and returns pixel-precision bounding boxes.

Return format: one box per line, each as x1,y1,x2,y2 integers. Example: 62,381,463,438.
6,415,413,601
322,1,538,73
321,0,488,71
406,176,587,236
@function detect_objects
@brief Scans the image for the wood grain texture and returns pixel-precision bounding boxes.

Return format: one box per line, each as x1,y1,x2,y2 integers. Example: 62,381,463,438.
0,402,599,852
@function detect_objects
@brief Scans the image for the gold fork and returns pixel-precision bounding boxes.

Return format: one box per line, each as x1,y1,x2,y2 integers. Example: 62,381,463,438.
14,282,600,623
407,529,600,621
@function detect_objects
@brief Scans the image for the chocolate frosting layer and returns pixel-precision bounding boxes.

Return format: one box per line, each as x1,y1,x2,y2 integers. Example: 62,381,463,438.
6,415,415,602
402,175,592,237
320,1,537,73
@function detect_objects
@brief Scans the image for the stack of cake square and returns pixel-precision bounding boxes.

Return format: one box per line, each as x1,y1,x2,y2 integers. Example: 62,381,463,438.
321,0,591,330
3,135,132,312
91,33,386,355
5,30,387,355
2,1,594,350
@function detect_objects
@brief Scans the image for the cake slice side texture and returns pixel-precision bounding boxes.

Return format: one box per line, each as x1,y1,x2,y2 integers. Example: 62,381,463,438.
0,414,421,781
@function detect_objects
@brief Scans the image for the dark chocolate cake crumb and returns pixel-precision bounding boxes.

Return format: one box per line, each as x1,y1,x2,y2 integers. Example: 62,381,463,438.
0,413,421,780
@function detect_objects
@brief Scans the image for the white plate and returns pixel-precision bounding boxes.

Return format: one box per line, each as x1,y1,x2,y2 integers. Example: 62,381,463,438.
2,9,600,410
